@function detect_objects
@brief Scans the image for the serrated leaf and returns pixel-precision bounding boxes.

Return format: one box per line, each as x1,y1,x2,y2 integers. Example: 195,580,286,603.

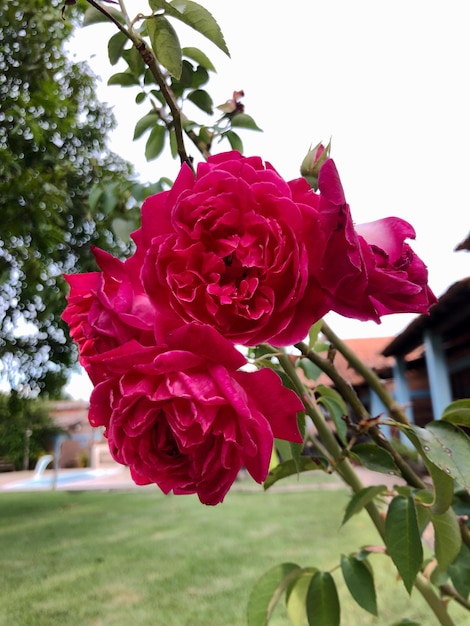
223,130,243,153
316,385,347,445
306,571,340,626
342,485,388,526
231,113,263,131
448,544,470,599
150,0,230,56
247,563,302,626
107,72,140,87
133,112,160,140
430,509,462,571
182,46,216,71
441,399,470,427
340,554,378,616
350,443,399,475
82,5,124,27
108,31,128,66
385,496,423,594
411,421,470,492
264,457,328,490
187,89,213,114
402,427,455,515
286,569,317,626
146,15,182,78
145,125,166,160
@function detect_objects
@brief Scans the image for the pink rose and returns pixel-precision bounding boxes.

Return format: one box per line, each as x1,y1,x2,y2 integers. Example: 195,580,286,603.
355,218,437,316
62,247,156,380
316,159,436,321
134,151,327,346
87,324,303,505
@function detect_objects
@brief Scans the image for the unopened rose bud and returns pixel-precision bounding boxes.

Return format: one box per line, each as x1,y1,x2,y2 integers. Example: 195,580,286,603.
300,140,331,190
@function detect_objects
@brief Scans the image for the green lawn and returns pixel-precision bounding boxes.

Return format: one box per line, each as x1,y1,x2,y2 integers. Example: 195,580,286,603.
0,479,467,626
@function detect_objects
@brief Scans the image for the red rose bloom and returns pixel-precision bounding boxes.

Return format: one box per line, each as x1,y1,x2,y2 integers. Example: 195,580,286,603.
62,247,156,380
316,159,436,321
135,151,327,346
87,324,303,505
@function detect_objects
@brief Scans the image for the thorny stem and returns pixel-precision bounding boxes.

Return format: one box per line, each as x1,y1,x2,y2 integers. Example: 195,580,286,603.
267,345,457,625
294,340,426,490
321,320,412,425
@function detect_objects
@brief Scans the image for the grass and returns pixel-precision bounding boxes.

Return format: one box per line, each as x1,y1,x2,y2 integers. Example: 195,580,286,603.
0,477,468,626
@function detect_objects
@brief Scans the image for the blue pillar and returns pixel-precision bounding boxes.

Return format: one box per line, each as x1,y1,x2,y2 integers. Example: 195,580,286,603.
423,330,453,419
393,357,414,423
370,390,392,439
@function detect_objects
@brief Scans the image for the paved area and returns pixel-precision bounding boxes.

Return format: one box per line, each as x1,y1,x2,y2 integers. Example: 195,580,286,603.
0,463,405,494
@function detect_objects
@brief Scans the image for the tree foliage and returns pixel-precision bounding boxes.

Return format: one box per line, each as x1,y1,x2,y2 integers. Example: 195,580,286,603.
0,0,142,396
0,391,62,470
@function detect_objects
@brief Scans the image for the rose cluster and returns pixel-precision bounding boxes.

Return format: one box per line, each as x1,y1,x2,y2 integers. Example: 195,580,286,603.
62,151,435,504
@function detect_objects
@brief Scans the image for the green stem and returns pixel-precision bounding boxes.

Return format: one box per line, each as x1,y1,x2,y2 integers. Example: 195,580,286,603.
294,341,426,490
321,320,411,425
270,345,456,625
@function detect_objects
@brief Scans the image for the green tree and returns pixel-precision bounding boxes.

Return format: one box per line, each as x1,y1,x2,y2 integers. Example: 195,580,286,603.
0,0,143,396
0,391,62,470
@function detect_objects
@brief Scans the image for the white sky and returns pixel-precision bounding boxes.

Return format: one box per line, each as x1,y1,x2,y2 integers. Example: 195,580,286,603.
65,0,470,399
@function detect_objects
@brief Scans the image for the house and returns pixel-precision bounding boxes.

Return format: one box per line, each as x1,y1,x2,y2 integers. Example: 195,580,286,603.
382,277,470,426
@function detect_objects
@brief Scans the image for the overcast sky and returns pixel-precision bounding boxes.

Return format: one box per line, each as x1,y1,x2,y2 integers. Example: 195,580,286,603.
65,0,470,398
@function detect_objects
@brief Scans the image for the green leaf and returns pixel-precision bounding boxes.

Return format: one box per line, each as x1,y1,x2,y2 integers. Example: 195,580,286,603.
182,46,216,71
223,130,243,153
135,92,147,105
411,422,470,492
385,496,423,594
108,31,128,66
308,320,323,350
145,125,166,160
306,571,340,626
133,112,160,140
430,509,462,571
316,385,348,445
146,16,182,79
150,0,230,56
187,89,213,114
122,46,146,78
231,113,263,131
448,544,470,599
441,399,470,427
350,443,399,475
402,427,455,515
389,621,422,626
247,563,302,626
298,358,322,383
264,457,328,490
107,72,140,87
340,554,378,616
342,485,388,526
111,218,138,243
286,568,317,626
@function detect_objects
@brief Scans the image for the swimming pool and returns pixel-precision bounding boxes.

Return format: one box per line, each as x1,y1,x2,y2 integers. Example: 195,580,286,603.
3,468,120,490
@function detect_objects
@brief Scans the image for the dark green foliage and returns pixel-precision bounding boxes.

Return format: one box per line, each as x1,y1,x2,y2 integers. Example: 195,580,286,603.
0,0,139,395
0,391,62,470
